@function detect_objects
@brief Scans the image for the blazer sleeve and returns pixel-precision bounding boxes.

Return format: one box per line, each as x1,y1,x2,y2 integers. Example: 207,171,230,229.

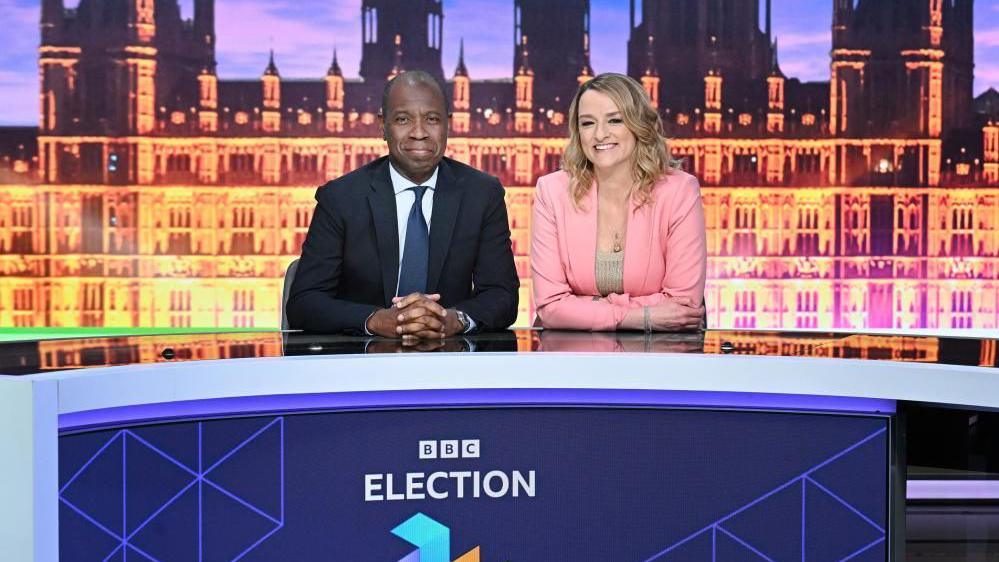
659,174,707,303
285,186,379,333
451,178,520,331
531,176,630,331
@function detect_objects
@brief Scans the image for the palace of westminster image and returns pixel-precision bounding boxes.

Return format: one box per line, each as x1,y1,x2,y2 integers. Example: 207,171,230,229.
0,0,997,331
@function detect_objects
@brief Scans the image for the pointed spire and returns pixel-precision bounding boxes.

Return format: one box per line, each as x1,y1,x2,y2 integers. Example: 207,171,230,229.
769,39,784,77
707,34,720,73
42,0,64,27
41,0,64,43
640,34,660,108
388,34,404,78
327,47,342,76
833,0,853,28
643,34,658,76
264,49,279,76
516,35,533,75
454,38,469,77
194,0,215,46
579,33,594,78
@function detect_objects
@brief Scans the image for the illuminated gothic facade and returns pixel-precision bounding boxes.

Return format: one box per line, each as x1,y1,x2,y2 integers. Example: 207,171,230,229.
0,0,997,329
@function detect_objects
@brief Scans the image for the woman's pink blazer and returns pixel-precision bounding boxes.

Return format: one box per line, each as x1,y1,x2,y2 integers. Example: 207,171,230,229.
530,169,707,330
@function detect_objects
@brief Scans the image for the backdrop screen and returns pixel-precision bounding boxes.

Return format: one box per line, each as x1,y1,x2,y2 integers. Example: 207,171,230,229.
59,407,891,561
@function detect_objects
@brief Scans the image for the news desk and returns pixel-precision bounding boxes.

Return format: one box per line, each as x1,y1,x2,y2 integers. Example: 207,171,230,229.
1,329,996,561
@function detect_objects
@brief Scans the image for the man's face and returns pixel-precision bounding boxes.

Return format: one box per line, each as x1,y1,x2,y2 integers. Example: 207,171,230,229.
382,81,448,184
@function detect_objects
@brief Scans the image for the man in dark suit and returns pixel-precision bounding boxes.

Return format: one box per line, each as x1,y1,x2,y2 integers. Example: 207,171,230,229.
286,70,519,336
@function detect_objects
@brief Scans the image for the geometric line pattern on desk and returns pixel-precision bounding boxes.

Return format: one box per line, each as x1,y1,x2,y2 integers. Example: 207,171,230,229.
645,427,887,562
59,417,285,562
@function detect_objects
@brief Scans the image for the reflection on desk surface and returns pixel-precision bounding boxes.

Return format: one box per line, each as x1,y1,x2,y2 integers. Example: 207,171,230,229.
0,329,996,376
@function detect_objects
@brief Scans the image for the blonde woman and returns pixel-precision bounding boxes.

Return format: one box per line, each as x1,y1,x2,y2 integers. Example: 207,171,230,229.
531,73,706,331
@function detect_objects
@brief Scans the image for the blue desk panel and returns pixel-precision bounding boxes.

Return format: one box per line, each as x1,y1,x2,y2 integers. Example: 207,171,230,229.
60,406,889,561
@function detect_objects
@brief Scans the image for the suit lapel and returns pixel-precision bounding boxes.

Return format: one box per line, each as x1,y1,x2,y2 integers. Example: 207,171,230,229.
565,184,598,295
367,158,400,306
623,198,654,294
427,159,462,293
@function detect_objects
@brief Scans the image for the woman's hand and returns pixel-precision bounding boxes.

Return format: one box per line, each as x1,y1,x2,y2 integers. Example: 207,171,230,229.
647,297,705,332
619,296,704,332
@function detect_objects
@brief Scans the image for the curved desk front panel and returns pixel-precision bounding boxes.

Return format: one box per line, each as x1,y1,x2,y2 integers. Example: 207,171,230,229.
5,329,997,561
60,402,890,561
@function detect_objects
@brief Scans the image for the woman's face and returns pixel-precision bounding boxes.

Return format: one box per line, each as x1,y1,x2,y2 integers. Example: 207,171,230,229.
577,89,637,176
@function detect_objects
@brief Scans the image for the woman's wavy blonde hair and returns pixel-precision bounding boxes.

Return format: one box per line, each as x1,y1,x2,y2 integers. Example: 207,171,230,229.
563,72,680,208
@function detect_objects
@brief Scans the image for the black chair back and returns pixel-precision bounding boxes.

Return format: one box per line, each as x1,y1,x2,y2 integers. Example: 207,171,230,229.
281,259,300,330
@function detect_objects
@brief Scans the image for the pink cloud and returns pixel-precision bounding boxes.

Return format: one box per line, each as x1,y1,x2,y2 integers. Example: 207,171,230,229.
0,1,39,52
775,30,831,49
589,3,629,76
0,1,39,124
215,0,361,78
441,0,512,78
977,63,999,85
978,27,999,47
0,0,37,26
0,70,38,125
777,57,829,83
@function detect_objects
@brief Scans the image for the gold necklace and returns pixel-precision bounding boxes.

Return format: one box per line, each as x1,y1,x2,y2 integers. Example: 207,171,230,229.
598,186,627,253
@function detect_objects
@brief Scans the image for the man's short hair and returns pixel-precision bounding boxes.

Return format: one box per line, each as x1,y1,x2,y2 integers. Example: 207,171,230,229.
380,70,451,119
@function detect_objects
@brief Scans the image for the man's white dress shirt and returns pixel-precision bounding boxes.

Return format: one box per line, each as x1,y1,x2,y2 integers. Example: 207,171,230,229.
363,163,474,334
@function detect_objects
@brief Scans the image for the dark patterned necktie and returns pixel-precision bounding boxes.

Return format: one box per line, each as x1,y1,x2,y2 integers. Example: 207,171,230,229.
397,185,429,296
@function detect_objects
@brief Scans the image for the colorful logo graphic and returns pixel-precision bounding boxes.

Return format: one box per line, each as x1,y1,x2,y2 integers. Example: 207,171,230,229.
391,512,481,562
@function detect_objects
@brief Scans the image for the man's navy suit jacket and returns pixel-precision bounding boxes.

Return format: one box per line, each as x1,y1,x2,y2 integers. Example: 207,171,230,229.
286,156,520,333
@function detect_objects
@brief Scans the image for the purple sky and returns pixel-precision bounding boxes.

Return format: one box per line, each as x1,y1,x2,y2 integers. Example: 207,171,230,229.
0,0,996,125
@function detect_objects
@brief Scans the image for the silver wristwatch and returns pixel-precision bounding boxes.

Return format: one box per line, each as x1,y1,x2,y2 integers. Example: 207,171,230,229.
454,309,471,332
